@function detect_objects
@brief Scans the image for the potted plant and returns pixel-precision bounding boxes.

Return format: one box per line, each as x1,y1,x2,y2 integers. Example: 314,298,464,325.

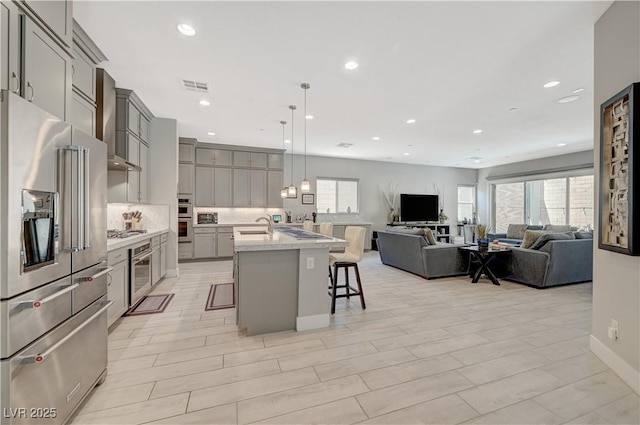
438,209,448,224
472,211,478,225
475,224,489,250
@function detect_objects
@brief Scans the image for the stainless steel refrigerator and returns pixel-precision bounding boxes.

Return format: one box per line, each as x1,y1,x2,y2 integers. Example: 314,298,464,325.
0,91,111,425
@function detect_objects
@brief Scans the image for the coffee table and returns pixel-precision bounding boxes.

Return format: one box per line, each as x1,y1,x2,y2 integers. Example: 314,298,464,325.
458,246,511,286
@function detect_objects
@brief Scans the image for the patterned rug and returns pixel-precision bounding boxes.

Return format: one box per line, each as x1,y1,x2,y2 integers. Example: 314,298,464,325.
205,283,235,311
125,294,174,316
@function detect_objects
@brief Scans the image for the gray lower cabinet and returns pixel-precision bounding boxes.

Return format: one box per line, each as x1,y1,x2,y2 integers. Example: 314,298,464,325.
70,90,95,136
22,16,71,121
217,231,234,257
107,249,128,327
178,163,194,194
160,241,167,278
194,233,216,259
151,236,160,286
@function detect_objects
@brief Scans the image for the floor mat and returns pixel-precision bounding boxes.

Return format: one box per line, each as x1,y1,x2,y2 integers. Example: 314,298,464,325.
125,293,174,316
205,282,235,311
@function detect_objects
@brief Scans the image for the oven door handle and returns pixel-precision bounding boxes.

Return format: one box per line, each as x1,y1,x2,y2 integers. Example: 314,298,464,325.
21,300,113,365
76,266,114,283
134,250,154,263
12,283,80,311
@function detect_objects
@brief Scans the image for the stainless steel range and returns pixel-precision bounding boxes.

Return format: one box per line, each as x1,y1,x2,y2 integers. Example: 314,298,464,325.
0,91,110,425
107,229,148,239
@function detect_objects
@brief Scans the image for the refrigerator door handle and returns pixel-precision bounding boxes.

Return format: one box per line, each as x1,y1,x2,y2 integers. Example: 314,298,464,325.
11,283,79,311
60,145,89,252
76,267,113,283
20,300,113,365
82,146,91,250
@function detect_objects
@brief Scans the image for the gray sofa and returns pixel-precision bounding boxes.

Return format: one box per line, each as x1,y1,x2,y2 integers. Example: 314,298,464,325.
488,224,543,245
377,230,469,279
494,238,593,288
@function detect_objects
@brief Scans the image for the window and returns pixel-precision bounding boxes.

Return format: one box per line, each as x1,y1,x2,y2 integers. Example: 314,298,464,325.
492,174,594,232
316,178,358,213
457,185,476,222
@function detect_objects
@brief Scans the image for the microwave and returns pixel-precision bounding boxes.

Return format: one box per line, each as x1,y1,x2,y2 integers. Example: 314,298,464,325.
198,213,218,224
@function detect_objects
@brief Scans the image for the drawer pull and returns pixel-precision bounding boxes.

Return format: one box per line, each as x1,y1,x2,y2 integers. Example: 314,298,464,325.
11,72,20,93
22,300,113,365
26,82,34,101
77,267,114,282
13,283,79,311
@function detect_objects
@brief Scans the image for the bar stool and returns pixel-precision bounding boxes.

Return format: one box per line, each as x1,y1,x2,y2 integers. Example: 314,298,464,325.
319,223,333,237
329,226,366,314
303,220,314,231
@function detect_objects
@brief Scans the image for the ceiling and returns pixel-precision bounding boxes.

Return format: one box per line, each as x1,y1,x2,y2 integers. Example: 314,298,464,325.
74,1,612,169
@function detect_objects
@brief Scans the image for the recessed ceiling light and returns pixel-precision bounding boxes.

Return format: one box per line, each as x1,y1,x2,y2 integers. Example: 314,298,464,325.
207,132,215,136
372,137,380,141
344,61,359,70
510,107,518,112
177,24,196,37
572,88,585,94
305,115,314,120
473,129,483,134
474,159,481,163
403,153,410,156
199,100,211,106
558,95,580,103
406,119,416,124
543,81,560,88
284,139,291,144
113,162,119,165
557,143,567,147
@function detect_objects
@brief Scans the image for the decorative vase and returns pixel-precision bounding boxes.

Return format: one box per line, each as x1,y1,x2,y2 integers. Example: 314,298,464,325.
477,238,489,251
387,208,395,224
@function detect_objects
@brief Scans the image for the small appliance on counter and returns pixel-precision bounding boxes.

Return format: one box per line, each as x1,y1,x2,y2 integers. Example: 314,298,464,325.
285,211,292,223
197,212,218,224
272,214,282,223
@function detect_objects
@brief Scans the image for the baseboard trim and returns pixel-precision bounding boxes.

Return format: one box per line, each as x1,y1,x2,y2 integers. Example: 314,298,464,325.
167,268,178,278
297,314,330,332
590,335,640,394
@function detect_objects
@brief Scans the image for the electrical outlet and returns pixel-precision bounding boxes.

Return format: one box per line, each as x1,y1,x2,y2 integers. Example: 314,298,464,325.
608,319,619,340
306,257,314,269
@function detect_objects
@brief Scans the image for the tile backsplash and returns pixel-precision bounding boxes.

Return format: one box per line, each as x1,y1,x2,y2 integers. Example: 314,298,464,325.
107,203,170,230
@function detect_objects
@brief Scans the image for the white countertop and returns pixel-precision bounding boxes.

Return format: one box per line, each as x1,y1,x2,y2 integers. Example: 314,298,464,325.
193,222,304,228
233,226,348,252
107,228,169,251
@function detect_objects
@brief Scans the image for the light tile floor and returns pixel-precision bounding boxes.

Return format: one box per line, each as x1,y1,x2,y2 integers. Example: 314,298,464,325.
71,252,640,424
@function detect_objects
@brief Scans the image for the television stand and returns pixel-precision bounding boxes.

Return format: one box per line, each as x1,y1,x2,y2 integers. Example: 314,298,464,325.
388,222,451,243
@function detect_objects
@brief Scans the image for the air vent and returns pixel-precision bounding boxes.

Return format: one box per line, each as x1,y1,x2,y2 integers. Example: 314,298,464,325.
181,79,209,92
337,143,354,148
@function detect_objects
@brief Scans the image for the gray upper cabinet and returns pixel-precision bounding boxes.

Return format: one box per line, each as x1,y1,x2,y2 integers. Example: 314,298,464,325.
234,151,267,168
233,169,266,207
139,142,149,203
195,166,214,206
267,170,284,208
214,168,232,206
127,101,140,135
22,17,71,121
179,142,195,163
22,0,72,48
178,163,194,194
250,170,267,206
268,153,284,170
71,44,95,100
196,148,232,166
139,115,150,143
1,1,21,94
71,90,95,135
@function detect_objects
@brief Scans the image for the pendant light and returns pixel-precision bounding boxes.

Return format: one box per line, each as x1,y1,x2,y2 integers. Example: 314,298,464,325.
280,120,288,198
300,83,311,193
287,105,298,198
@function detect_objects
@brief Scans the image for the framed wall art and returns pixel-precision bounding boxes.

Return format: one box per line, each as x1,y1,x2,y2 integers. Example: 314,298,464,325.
599,82,640,255
302,193,315,205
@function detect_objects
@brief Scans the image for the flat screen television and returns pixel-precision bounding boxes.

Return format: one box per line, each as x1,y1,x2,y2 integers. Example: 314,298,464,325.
400,194,439,222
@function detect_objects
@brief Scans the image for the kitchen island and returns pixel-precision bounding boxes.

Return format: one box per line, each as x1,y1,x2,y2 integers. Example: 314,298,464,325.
233,226,347,336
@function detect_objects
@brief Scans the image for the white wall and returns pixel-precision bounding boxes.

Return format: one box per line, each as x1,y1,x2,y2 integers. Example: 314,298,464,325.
149,118,179,277
476,150,594,229
282,153,478,230
592,0,640,394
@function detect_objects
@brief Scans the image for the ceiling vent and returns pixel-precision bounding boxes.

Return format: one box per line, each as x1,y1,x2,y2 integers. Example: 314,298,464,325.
337,143,354,148
182,79,209,92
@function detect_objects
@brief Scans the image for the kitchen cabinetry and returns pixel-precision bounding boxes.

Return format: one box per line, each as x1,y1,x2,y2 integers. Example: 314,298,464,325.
178,163,194,194
217,227,234,258
1,1,21,94
107,248,128,327
22,0,72,48
71,90,95,135
233,169,267,207
151,236,160,286
195,166,232,207
139,142,149,203
267,170,284,208
268,153,284,170
194,228,216,259
234,151,267,168
179,139,196,163
160,234,167,278
196,148,232,166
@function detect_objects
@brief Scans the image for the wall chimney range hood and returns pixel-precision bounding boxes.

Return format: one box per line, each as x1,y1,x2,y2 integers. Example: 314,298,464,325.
97,69,141,172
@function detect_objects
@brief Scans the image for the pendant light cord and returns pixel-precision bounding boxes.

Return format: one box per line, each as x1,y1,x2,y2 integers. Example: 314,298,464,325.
289,105,296,185
304,87,307,178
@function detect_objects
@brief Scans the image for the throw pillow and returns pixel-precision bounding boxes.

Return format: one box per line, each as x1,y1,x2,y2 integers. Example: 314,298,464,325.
506,224,529,239
530,232,575,250
543,224,571,233
521,230,548,249
424,228,437,245
573,231,594,239
385,226,424,235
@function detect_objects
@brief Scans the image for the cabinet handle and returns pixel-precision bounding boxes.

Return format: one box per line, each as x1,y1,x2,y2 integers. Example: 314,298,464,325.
11,72,20,94
72,65,75,76
26,82,34,101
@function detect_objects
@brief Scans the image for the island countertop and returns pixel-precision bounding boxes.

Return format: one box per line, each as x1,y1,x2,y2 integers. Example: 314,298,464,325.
233,226,348,252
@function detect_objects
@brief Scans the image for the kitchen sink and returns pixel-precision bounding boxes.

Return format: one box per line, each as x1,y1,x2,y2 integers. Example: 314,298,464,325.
239,230,270,235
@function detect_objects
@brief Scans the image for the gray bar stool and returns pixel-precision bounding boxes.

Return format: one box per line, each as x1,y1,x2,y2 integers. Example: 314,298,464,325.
329,226,366,314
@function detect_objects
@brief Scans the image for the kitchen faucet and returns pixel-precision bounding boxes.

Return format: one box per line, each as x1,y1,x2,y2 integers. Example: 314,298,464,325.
255,215,273,233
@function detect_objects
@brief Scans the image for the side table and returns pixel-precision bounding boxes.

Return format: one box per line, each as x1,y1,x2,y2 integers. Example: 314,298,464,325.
458,246,511,286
